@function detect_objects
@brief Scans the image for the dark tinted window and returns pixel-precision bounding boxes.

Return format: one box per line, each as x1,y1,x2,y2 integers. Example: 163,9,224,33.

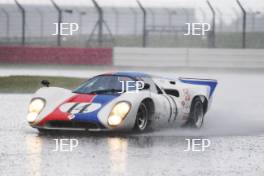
73,75,135,94
164,89,179,97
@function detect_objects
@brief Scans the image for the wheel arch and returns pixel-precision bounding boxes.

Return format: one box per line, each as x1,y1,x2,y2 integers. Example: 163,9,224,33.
140,98,155,120
133,97,155,131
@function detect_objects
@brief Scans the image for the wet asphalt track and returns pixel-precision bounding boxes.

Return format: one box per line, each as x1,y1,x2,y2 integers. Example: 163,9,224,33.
1,68,264,176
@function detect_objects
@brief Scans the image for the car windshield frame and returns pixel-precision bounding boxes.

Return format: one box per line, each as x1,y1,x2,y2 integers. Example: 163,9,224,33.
72,75,138,95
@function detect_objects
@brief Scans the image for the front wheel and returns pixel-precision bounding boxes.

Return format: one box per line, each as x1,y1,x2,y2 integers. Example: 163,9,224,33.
188,97,204,128
134,102,149,132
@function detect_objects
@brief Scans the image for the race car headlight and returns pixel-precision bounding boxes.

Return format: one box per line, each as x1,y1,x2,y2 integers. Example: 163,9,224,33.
108,101,131,126
27,98,45,123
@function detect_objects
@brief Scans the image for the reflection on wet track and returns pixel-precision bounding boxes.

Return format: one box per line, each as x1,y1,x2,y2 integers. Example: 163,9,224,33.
25,135,42,176
107,138,127,176
1,126,264,176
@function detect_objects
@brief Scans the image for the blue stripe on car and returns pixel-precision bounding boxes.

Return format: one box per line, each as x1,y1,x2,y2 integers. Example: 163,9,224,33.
180,78,217,98
113,71,150,78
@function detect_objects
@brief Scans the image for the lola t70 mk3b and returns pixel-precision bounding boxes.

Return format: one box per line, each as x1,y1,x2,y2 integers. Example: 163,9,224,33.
27,72,217,132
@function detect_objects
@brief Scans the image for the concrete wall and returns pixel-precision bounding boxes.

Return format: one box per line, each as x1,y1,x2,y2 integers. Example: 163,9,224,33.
1,46,263,68
0,46,112,65
114,47,264,68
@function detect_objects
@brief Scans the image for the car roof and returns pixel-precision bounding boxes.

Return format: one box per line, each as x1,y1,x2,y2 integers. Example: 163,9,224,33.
101,71,151,78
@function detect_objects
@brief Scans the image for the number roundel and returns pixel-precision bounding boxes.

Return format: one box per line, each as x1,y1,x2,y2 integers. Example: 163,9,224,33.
59,103,102,114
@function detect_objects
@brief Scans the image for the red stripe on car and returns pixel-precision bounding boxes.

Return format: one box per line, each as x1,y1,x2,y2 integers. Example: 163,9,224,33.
38,94,96,126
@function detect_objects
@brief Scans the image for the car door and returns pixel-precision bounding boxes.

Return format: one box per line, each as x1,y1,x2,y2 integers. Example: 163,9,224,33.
141,77,171,124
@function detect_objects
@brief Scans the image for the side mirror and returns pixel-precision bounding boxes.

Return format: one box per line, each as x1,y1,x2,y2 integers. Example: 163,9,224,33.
41,80,50,87
143,83,150,90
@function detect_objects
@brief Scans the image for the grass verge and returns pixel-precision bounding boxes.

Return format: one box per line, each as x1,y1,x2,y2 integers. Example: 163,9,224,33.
0,76,86,93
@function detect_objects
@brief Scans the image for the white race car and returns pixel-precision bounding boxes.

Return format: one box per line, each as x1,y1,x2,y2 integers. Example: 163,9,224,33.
27,72,217,132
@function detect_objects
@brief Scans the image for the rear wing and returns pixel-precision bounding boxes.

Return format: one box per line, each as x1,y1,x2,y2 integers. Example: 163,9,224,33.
179,77,218,98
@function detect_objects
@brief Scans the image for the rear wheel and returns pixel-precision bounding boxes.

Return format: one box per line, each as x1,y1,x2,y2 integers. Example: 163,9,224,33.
134,102,149,132
188,97,204,128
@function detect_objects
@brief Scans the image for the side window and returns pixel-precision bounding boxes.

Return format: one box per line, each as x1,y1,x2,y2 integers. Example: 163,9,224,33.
164,89,179,97
155,84,163,94
140,77,157,93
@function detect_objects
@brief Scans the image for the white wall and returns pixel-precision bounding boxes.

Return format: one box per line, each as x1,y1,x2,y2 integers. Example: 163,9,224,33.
114,47,264,68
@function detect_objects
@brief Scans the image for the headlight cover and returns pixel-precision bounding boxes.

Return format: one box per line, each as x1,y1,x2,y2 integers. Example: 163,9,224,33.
108,101,131,126
27,98,45,123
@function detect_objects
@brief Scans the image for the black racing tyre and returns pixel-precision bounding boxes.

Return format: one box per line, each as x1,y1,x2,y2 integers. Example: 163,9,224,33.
188,97,204,129
134,102,150,132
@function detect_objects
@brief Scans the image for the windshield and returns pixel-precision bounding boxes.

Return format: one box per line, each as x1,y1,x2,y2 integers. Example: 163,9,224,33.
73,75,137,94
